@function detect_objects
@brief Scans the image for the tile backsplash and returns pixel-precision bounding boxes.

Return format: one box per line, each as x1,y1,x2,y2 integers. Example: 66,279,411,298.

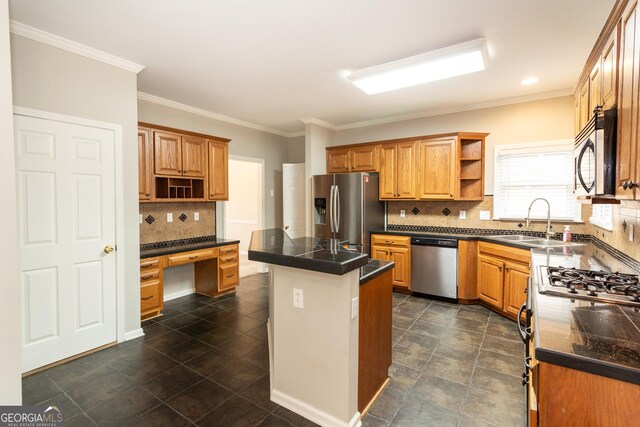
386,196,639,260
139,202,216,245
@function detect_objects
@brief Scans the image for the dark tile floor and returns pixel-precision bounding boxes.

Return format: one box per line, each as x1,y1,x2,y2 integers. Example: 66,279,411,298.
22,273,525,426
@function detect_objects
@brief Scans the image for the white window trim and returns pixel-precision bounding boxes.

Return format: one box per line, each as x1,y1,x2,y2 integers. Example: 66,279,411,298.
492,139,582,222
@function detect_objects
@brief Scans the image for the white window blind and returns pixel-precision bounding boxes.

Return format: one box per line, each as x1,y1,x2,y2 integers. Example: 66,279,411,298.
590,204,613,231
494,142,577,221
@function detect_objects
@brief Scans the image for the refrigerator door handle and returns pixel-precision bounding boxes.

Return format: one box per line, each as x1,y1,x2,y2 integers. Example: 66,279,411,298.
329,185,335,233
335,186,340,233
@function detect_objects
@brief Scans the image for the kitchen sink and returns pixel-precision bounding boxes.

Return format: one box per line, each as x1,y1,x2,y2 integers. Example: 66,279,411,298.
486,234,584,248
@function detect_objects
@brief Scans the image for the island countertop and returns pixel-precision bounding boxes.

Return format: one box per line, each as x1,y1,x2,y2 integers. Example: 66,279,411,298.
248,228,370,275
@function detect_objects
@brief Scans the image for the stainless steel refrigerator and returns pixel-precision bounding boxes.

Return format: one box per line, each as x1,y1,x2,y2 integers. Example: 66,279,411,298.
312,172,385,256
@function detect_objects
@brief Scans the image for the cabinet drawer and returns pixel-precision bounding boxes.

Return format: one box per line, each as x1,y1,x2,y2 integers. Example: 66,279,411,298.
140,257,161,269
139,268,160,284
479,241,530,266
141,282,161,312
219,263,239,291
218,244,239,257
167,247,218,266
219,254,239,266
371,234,410,248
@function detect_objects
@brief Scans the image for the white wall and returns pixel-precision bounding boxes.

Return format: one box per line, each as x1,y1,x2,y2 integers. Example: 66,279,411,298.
332,96,574,194
10,35,142,334
0,1,22,404
138,100,289,230
304,123,335,234
287,136,305,163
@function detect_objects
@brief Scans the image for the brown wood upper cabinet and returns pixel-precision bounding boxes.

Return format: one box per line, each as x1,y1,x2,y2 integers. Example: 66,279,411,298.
208,140,229,201
138,127,153,201
379,142,416,199
154,131,207,177
417,138,456,200
326,145,380,173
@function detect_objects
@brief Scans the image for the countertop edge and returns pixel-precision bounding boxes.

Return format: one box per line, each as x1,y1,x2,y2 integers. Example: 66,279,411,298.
248,249,369,275
360,261,395,284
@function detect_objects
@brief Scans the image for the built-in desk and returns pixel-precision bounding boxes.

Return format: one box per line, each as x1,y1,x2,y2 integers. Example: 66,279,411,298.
139,238,240,319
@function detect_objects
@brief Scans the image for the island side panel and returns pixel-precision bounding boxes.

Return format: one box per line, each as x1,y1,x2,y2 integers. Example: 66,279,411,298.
269,265,360,426
358,269,392,412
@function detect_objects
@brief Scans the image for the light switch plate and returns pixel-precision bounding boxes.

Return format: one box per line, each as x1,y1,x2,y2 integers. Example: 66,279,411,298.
351,297,359,319
400,209,406,218
167,213,173,223
459,210,467,220
270,189,274,197
630,224,635,242
293,288,304,309
194,212,199,221
139,214,143,224
479,210,491,220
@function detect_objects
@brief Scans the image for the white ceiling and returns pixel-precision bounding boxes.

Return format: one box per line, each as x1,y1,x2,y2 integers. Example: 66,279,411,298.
9,0,615,135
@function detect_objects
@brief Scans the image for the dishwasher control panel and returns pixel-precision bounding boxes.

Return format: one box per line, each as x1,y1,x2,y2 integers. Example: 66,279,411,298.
411,237,458,248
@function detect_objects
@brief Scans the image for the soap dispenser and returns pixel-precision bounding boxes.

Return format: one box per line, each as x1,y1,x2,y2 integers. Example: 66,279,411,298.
563,225,572,242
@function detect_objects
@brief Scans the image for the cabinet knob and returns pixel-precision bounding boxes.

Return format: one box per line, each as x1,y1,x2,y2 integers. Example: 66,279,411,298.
505,267,510,272
498,266,503,272
145,193,150,196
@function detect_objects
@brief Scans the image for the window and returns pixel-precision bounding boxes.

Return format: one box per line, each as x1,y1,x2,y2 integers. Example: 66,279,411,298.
590,204,613,231
494,141,579,221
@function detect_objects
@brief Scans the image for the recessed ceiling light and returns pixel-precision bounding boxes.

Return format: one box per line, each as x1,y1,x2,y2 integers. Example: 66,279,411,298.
521,77,539,85
345,38,489,95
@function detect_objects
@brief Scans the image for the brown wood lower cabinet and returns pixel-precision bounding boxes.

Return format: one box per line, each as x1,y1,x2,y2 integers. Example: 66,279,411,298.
359,269,392,412
140,243,240,320
477,242,530,320
371,234,411,290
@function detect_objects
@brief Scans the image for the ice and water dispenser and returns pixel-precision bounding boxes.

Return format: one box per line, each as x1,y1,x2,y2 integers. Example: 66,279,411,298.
314,198,327,225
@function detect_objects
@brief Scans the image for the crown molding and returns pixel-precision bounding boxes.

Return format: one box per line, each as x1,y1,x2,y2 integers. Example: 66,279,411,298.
300,117,338,130
10,20,145,74
288,131,306,138
137,92,294,138
333,88,573,131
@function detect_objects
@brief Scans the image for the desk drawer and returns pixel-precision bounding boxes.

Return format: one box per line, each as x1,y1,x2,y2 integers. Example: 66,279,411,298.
140,257,161,269
167,247,218,266
139,268,160,284
219,263,239,291
141,281,162,312
218,244,239,257
219,253,239,266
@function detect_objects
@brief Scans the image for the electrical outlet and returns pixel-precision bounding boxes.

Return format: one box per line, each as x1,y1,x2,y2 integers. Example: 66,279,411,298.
139,214,143,224
293,288,304,308
194,212,199,221
459,210,467,220
270,189,274,197
630,224,635,242
400,209,406,218
351,297,359,319
167,213,173,223
479,210,491,220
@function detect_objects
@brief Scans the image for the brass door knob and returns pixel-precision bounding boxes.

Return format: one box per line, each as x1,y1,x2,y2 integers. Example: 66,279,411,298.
104,245,115,254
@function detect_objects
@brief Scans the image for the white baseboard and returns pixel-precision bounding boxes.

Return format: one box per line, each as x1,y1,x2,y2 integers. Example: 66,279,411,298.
163,288,195,302
270,388,361,427
123,328,144,341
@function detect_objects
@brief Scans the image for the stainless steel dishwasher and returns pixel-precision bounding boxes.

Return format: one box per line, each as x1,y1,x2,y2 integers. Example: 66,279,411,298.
410,237,458,302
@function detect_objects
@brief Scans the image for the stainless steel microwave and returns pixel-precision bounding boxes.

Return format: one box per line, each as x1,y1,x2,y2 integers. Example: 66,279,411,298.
574,107,617,197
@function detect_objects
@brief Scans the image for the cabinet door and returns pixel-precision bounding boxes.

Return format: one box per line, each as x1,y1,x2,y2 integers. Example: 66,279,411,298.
208,140,229,200
351,145,379,172
138,128,153,200
390,247,411,289
327,148,351,173
417,139,456,200
379,144,397,199
602,30,618,109
371,245,389,262
503,262,530,318
154,131,183,176
181,135,207,177
574,95,581,136
395,142,417,199
617,1,639,199
478,254,504,309
589,60,602,119
579,79,590,129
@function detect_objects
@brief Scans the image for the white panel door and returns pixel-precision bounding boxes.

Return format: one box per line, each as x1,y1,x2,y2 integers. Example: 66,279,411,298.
283,163,306,239
14,114,117,372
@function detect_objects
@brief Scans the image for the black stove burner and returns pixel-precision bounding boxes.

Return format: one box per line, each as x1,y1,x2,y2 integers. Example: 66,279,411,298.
542,266,640,306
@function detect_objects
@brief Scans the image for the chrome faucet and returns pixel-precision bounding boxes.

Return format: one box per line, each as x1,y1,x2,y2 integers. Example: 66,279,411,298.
525,198,554,240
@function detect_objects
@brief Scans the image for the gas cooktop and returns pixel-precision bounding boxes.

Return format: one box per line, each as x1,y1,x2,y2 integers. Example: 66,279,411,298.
539,265,640,306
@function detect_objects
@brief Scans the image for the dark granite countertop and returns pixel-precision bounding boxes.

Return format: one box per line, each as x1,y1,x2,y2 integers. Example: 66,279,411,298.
248,229,369,275
360,259,395,284
530,242,640,385
140,237,240,259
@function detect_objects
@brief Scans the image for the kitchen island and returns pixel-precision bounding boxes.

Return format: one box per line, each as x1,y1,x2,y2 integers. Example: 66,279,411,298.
248,229,394,427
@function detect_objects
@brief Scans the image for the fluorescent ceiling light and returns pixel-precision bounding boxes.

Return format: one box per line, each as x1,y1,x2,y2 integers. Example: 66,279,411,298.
521,77,539,85
346,38,489,95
